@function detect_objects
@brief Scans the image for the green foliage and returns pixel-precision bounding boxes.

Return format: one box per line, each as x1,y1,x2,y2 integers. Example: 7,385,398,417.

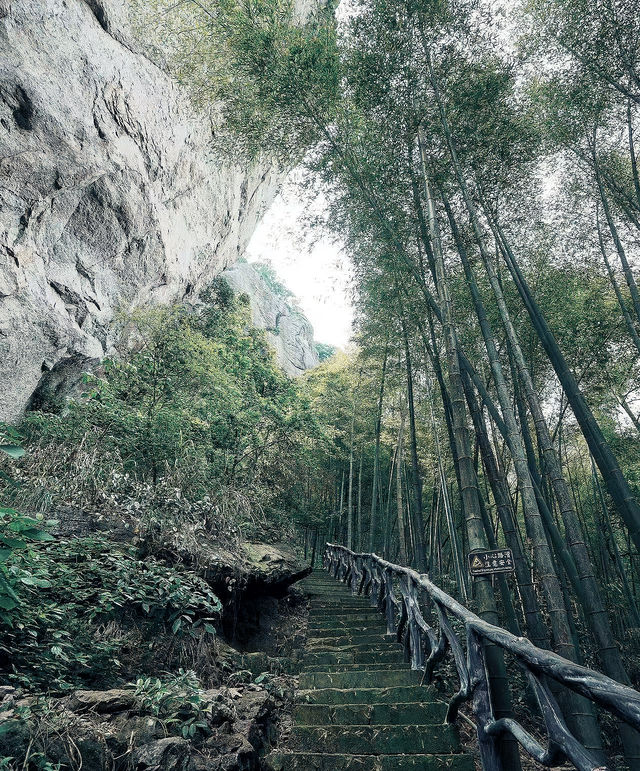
0,280,320,690
132,669,211,738
131,0,340,160
2,537,220,691
7,284,314,537
0,508,54,624
252,261,295,301
0,426,25,461
314,342,336,362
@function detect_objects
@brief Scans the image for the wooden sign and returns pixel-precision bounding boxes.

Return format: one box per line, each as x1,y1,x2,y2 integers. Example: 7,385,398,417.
468,548,515,576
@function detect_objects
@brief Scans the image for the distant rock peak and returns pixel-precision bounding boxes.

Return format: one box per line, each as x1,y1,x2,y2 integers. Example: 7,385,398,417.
222,262,319,377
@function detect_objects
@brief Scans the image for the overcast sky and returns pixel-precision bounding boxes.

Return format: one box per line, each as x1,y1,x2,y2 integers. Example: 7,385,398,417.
245,178,354,349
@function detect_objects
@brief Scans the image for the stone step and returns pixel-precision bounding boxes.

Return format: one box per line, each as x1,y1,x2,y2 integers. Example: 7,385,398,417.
271,571,473,771
310,595,371,602
290,725,460,755
304,650,404,666
309,620,388,632
307,644,400,656
306,598,358,603
309,606,381,616
310,607,375,614
297,685,435,705
310,598,371,605
308,628,391,639
294,701,447,726
299,668,423,689
309,613,385,625
308,634,396,648
301,585,348,591
303,661,409,673
309,602,379,610
265,752,474,770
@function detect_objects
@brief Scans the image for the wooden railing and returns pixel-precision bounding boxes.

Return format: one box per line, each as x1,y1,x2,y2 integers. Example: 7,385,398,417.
324,543,640,771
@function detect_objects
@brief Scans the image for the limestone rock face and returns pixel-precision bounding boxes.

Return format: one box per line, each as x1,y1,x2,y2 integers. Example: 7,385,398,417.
0,0,280,421
222,262,319,376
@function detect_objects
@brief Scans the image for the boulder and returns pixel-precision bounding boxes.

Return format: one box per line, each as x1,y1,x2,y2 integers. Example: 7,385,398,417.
68,688,137,714
242,543,310,590
107,714,164,752
204,733,257,771
132,737,191,770
192,541,309,598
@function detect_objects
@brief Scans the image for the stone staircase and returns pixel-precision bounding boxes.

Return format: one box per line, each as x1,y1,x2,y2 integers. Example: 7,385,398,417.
266,570,474,770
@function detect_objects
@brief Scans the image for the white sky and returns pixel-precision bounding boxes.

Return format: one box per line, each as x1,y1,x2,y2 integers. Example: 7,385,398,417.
245,177,354,349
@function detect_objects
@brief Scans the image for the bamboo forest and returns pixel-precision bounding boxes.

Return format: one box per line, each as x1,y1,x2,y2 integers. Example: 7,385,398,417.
2,0,640,769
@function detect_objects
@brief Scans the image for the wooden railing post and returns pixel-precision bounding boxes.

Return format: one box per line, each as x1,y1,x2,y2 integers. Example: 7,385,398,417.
383,568,397,636
469,629,505,771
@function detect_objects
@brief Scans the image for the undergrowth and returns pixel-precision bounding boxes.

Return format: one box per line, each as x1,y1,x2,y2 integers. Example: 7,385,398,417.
0,280,316,694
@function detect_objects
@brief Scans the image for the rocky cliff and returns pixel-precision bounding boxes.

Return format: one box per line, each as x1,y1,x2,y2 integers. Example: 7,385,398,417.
0,0,282,421
223,262,319,376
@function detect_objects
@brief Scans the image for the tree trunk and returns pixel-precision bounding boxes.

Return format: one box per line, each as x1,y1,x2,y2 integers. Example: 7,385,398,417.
395,403,408,564
400,315,428,571
594,148,640,327
481,230,640,761
419,139,521,770
484,200,640,556
462,371,549,648
596,208,640,355
347,399,356,550
370,343,389,553
357,452,363,553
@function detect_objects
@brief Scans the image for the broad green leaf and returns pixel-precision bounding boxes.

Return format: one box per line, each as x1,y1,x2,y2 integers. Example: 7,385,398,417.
19,575,52,588
0,574,19,601
0,445,25,459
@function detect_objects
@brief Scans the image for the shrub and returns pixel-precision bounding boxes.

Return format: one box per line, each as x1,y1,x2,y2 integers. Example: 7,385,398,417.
1,537,221,691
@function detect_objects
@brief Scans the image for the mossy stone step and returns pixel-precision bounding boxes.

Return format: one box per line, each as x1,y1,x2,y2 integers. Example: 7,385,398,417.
309,608,384,624
294,701,447,726
309,606,382,616
297,685,436,705
308,634,396,648
303,661,409,673
307,645,400,657
265,752,474,770
304,650,404,666
309,620,388,632
299,668,423,689
311,608,377,615
308,629,390,639
302,580,358,597
310,597,372,613
311,596,374,604
290,725,460,755
309,614,386,626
